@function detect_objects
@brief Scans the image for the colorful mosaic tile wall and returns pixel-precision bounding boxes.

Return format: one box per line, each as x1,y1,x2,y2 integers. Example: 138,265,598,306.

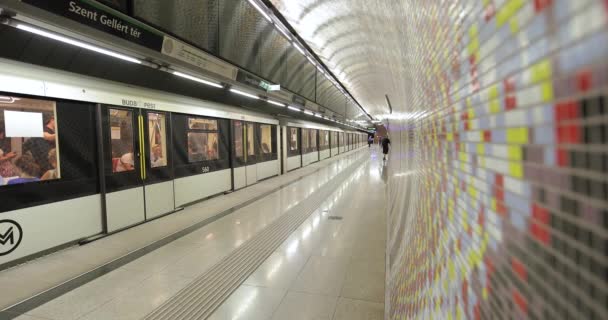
386,0,607,319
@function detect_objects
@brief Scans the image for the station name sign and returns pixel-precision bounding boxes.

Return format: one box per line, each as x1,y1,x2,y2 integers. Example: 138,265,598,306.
22,0,164,51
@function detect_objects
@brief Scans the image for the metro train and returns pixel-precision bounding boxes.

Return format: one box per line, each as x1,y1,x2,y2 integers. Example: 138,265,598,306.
0,59,368,269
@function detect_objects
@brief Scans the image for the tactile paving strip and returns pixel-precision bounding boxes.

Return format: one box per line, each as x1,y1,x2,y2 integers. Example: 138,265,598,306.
144,152,367,320
386,1,607,319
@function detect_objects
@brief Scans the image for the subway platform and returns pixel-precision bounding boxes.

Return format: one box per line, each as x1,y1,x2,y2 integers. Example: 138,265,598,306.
1,147,386,320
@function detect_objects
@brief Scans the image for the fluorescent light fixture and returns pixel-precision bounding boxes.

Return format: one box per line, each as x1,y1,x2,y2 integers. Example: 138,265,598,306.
267,99,286,107
0,96,18,103
277,26,292,41
288,106,301,112
173,71,223,88
230,88,260,99
247,0,273,23
317,66,325,74
16,24,142,64
304,110,314,115
294,44,306,56
314,114,323,118
307,56,316,66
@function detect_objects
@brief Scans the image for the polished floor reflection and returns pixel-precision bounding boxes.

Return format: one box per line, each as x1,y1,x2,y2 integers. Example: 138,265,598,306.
15,147,385,320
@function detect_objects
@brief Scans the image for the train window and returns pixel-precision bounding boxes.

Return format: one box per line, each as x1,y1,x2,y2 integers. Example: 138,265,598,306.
247,123,255,156
187,117,219,163
234,121,244,158
0,96,60,186
109,109,135,173
302,129,309,153
188,118,217,130
188,132,219,162
289,127,298,152
260,125,272,154
148,113,167,168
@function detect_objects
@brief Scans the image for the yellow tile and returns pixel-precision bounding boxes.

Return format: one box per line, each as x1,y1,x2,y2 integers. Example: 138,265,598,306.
489,99,501,113
506,127,529,144
476,143,485,155
531,59,552,83
488,85,499,99
509,162,524,178
468,24,478,38
507,145,523,160
541,81,554,102
509,17,519,34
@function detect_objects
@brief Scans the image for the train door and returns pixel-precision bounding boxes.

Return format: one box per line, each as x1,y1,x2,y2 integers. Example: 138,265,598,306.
232,120,258,189
101,106,173,232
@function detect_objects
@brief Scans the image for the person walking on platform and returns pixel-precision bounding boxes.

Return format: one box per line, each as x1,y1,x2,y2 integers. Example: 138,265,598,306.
381,136,391,161
368,135,373,148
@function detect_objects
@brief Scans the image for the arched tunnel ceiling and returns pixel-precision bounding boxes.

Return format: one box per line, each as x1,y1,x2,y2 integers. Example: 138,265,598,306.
270,0,413,118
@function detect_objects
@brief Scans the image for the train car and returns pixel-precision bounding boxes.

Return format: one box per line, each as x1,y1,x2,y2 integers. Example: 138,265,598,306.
0,59,282,267
281,121,343,172
231,120,280,190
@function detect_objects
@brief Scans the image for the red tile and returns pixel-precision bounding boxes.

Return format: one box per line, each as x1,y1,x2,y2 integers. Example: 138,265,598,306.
556,148,569,166
483,130,492,142
513,289,528,314
511,257,528,281
576,69,592,92
505,96,517,110
532,204,550,224
495,174,504,186
534,0,553,12
556,124,580,143
504,77,516,93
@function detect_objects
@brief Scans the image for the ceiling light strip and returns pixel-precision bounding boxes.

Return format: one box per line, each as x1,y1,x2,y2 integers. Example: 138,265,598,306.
15,23,142,64
230,88,260,100
247,0,273,23
287,106,302,112
173,71,223,88
267,99,286,107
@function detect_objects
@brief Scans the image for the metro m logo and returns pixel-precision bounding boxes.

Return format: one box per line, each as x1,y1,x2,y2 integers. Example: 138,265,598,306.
0,220,23,256
0,226,14,245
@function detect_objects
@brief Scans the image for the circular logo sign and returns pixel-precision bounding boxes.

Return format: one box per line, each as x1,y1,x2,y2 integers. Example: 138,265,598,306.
0,219,23,256
162,38,174,54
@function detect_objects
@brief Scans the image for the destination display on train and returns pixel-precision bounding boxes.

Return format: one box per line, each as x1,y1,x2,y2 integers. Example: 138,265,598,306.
22,0,164,51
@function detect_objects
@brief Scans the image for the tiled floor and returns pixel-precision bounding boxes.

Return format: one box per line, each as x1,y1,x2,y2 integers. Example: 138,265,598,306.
9,147,385,320
208,150,386,320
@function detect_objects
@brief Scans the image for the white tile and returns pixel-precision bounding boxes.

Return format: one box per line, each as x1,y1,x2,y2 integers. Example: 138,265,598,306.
340,259,385,303
77,273,192,320
332,298,384,320
207,285,286,320
158,243,233,278
244,252,309,290
26,268,151,320
271,291,337,320
290,256,349,296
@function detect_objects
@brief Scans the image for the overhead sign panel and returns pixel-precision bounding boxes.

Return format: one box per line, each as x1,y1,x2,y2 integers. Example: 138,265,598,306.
162,37,238,80
22,0,164,51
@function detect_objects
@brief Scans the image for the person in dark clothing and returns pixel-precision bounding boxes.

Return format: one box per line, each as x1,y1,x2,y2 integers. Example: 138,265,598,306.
368,135,373,148
22,114,56,173
381,136,391,160
8,154,40,185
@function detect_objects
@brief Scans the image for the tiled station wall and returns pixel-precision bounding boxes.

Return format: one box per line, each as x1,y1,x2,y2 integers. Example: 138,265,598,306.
386,1,607,319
